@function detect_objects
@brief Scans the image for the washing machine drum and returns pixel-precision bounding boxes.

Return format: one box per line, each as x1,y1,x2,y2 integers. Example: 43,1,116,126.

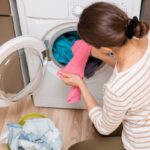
50,31,103,78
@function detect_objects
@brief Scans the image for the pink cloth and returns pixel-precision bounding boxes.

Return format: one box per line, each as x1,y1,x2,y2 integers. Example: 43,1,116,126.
57,40,92,103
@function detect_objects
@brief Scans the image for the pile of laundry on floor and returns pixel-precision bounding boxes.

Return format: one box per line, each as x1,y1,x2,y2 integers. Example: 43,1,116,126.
7,117,62,150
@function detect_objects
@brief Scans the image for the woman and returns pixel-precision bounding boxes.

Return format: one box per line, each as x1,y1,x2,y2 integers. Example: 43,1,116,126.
60,2,150,150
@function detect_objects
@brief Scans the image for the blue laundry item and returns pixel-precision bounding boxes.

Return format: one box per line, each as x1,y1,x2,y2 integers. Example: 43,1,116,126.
7,118,62,150
52,31,80,65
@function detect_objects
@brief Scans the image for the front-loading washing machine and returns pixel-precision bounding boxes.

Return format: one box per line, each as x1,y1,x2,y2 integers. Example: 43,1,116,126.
0,0,142,108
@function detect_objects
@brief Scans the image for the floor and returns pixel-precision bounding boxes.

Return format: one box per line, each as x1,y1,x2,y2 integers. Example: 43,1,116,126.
0,96,100,150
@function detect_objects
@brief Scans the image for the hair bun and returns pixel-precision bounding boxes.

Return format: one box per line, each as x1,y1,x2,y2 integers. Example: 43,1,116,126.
126,16,139,39
134,21,149,38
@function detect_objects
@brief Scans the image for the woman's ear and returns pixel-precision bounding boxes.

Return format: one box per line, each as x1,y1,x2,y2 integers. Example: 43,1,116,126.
100,47,113,54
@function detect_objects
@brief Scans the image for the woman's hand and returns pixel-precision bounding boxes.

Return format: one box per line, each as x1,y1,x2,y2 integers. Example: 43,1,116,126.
59,72,97,110
59,72,84,88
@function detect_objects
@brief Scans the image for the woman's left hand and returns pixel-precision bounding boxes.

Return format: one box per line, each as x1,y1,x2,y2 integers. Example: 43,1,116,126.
59,72,83,88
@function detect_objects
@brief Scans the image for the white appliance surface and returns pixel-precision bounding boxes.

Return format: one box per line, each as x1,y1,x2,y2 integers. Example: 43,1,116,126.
14,0,142,109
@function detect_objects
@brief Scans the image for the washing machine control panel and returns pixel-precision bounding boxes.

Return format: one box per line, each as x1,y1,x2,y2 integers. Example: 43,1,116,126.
70,0,141,19
20,0,141,20
72,5,84,17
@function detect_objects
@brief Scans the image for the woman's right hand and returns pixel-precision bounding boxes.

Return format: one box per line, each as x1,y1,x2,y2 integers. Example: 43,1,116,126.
59,72,84,88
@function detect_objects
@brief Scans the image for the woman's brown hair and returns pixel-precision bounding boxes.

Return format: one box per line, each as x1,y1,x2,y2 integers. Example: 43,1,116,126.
78,2,149,48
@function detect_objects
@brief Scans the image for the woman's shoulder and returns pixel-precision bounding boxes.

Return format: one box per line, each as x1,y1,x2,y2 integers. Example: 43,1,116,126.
105,67,141,99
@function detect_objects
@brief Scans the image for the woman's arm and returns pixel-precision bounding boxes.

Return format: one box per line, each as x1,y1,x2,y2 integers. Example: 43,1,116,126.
79,81,127,135
79,80,98,110
60,73,127,135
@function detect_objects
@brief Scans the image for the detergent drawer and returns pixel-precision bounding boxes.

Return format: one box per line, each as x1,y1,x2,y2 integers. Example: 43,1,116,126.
23,0,68,19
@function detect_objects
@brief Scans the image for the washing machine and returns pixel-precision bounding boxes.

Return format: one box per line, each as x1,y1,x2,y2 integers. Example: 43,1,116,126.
0,0,142,108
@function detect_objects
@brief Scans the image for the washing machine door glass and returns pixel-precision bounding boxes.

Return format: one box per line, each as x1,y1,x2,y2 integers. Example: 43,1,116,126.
0,36,46,107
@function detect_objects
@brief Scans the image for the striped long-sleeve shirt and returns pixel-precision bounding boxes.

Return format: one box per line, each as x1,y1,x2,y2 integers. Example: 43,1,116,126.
89,33,150,150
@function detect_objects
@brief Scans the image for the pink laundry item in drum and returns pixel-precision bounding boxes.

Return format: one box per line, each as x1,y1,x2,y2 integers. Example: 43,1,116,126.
57,40,92,103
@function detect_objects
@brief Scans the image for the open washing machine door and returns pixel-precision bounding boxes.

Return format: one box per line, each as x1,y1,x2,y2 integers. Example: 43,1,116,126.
0,36,46,107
